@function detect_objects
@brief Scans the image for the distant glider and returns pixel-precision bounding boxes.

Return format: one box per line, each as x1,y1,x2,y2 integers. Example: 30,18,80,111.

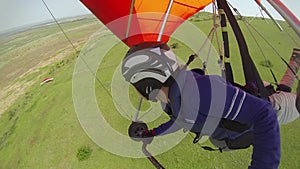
40,77,54,86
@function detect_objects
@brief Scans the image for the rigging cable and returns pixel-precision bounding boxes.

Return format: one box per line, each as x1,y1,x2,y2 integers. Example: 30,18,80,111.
212,1,226,75
202,3,220,71
42,1,168,168
41,0,133,120
227,2,279,85
41,0,78,53
227,2,299,81
284,26,300,47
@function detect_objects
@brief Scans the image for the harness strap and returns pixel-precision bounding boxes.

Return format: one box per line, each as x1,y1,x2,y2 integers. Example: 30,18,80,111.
217,0,272,99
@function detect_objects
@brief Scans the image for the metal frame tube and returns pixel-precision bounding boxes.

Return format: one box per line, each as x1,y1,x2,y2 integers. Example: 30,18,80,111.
267,0,300,37
157,0,175,41
254,0,283,31
126,0,136,39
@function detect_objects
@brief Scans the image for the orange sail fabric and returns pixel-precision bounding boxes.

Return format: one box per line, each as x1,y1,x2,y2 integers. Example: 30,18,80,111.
80,0,212,47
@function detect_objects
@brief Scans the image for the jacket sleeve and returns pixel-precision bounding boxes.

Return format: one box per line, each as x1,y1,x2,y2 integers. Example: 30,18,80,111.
219,76,280,168
247,105,280,169
232,102,280,169
153,119,182,136
153,103,182,136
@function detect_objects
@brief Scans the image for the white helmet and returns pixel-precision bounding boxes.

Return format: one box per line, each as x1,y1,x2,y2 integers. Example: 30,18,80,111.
122,42,180,101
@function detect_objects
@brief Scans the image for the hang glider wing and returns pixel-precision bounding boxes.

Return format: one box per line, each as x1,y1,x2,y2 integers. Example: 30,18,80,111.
80,0,213,47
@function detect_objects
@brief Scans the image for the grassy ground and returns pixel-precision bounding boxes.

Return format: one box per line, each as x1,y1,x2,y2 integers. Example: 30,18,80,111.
0,13,299,169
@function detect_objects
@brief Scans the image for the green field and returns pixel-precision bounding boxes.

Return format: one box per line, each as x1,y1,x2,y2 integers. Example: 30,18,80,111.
0,13,299,169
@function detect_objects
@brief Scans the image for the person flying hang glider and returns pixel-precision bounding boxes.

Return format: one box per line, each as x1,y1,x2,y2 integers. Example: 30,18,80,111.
121,42,280,169
266,48,300,124
241,48,300,125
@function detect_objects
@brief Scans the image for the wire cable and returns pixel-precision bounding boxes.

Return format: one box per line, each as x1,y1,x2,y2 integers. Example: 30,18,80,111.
227,1,299,80
41,0,133,120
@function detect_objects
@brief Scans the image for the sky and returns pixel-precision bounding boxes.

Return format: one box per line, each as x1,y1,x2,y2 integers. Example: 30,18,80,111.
0,0,89,32
0,0,299,33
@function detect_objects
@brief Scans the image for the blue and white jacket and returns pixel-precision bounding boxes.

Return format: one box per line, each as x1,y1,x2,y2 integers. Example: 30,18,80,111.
153,69,280,169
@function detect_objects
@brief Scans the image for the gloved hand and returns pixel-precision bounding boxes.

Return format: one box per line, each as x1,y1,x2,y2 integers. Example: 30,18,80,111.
137,129,155,145
141,129,156,138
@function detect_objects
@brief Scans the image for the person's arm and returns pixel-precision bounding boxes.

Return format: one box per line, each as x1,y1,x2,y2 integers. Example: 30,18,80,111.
153,119,182,136
145,103,183,136
211,75,280,168
221,84,280,168
206,76,280,168
296,80,300,113
248,106,280,169
141,117,182,137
